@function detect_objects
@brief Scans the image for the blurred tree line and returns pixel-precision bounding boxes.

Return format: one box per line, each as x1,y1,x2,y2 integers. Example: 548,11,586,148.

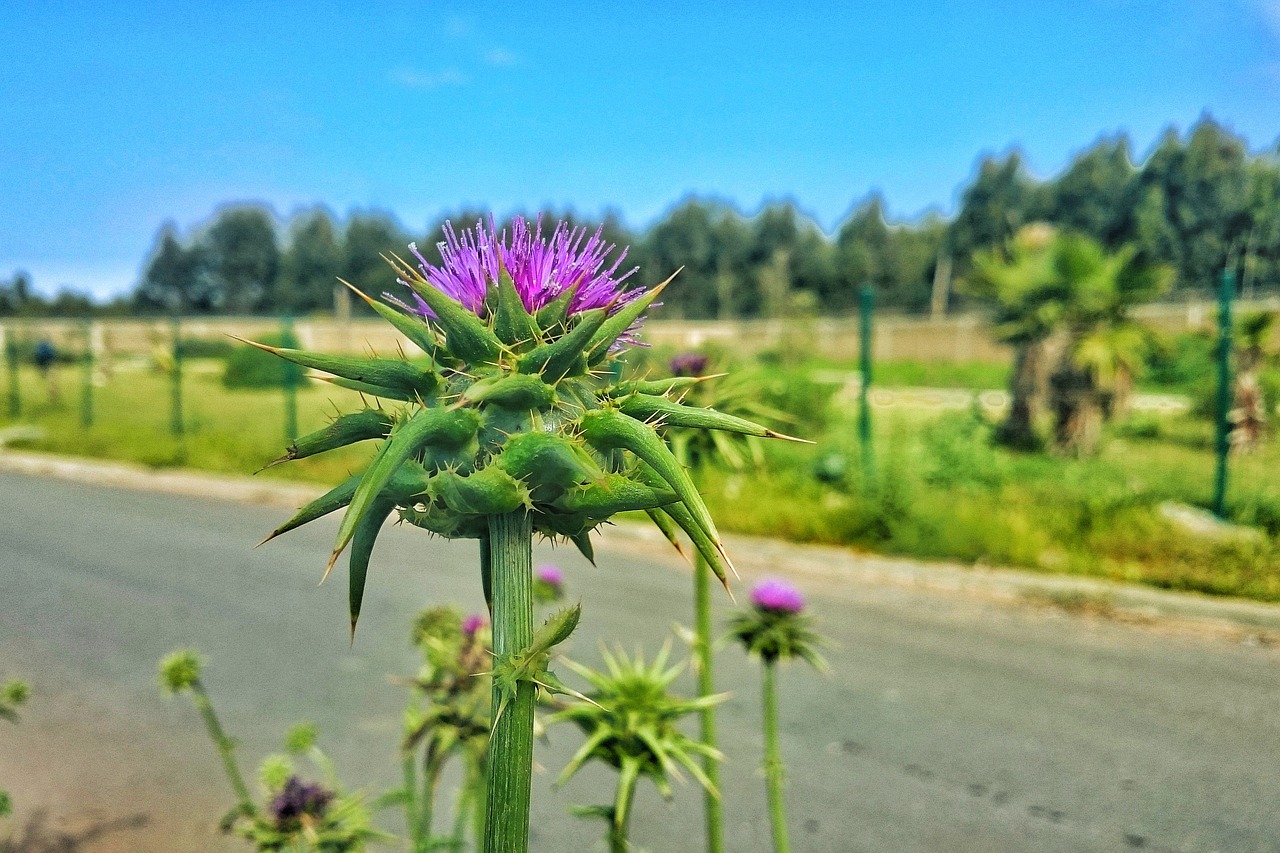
5,116,1274,319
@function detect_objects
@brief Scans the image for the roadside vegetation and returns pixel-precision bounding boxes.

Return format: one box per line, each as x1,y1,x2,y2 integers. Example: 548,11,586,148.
4,328,1278,602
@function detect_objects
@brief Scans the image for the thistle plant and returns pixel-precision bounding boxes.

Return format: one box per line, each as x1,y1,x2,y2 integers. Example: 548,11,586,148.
252,215,800,853
159,649,256,826
656,352,798,853
729,580,825,853
400,606,491,852
160,651,384,851
0,679,30,821
545,643,726,853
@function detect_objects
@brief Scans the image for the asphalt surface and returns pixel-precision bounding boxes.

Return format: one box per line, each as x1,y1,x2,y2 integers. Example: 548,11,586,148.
3,467,1280,852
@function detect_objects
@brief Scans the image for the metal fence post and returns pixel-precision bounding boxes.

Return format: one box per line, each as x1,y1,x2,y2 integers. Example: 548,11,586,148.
1211,268,1234,517
859,283,875,479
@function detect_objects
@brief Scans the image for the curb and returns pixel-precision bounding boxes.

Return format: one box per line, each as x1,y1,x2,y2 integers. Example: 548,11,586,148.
4,448,1280,638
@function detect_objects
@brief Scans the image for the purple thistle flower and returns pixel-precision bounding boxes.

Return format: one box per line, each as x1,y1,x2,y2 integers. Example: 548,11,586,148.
400,216,648,345
536,564,564,588
669,352,709,377
751,579,805,615
270,776,333,825
462,613,487,636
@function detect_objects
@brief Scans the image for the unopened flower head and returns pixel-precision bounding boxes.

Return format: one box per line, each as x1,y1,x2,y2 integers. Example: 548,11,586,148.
158,649,203,693
403,215,644,340
751,579,805,615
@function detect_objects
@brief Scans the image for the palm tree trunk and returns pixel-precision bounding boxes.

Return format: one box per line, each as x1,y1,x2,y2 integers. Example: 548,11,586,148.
997,341,1044,450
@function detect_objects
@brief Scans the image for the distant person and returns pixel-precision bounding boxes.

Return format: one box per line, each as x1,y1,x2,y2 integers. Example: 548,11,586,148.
33,338,59,404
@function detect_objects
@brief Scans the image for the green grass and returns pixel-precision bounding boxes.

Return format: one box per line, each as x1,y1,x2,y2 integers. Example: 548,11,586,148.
4,356,1279,603
2,361,376,485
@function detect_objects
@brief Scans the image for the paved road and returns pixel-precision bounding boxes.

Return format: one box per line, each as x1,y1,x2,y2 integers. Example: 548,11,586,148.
3,469,1280,852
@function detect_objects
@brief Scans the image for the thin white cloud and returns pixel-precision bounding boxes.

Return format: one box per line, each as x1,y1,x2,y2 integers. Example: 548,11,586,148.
1253,0,1280,36
392,67,468,90
485,48,518,67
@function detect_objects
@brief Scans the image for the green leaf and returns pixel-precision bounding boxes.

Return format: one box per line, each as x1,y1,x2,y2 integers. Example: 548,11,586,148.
430,466,529,515
618,393,808,442
555,474,679,517
518,306,610,381
533,281,581,330
235,338,438,398
264,409,392,469
330,408,481,573
390,254,503,364
493,268,540,348
339,278,438,356
579,408,728,570
583,274,674,364
349,496,396,638
462,373,555,410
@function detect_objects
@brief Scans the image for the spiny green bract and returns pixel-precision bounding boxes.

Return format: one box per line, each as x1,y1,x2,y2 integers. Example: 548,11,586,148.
255,254,802,635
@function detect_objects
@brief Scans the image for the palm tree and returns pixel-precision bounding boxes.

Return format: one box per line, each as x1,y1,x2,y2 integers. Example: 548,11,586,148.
1230,310,1276,452
1047,234,1170,456
965,224,1064,450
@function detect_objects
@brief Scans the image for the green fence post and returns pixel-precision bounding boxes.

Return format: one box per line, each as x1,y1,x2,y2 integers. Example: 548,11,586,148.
5,322,19,420
170,313,185,439
81,318,94,427
1211,268,1235,518
282,311,298,442
858,283,875,479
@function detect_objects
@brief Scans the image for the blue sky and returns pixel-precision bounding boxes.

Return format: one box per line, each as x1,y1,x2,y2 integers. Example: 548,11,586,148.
3,1,1278,298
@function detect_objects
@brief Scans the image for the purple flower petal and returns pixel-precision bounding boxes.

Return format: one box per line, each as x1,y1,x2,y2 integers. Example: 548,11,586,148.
399,216,646,343
536,564,564,587
751,579,805,614
462,613,487,636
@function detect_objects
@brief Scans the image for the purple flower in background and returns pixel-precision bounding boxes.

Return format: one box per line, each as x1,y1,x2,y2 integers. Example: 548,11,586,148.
751,579,805,615
669,352,709,377
270,776,333,825
462,613,487,636
533,564,565,604
400,217,646,343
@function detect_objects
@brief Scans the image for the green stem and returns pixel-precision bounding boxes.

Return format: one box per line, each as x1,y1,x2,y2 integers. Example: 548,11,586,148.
6,323,20,420
416,754,444,850
694,555,724,853
483,511,534,853
762,662,789,853
609,791,636,853
402,752,418,844
170,314,184,439
81,319,94,428
191,681,254,816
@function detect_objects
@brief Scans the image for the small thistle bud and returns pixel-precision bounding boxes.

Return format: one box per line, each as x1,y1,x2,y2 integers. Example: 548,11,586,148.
534,564,565,604
1,680,29,708
284,721,318,755
258,754,294,792
462,613,488,637
158,649,203,693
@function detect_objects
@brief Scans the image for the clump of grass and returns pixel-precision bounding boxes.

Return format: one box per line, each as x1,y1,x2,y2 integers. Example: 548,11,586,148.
1021,588,1117,618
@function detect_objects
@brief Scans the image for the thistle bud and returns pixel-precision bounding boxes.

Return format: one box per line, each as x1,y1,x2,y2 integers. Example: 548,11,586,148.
158,649,203,693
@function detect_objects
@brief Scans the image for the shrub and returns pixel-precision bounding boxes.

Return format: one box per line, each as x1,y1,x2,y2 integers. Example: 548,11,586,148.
222,332,305,390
